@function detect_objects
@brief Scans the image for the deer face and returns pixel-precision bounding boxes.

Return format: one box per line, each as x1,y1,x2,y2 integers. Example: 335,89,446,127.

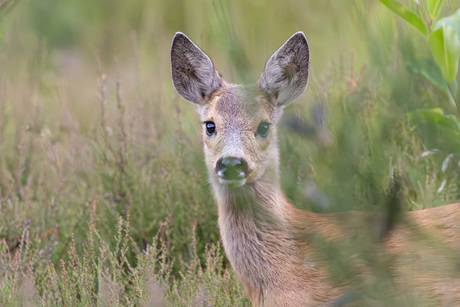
171,32,309,188
199,85,281,187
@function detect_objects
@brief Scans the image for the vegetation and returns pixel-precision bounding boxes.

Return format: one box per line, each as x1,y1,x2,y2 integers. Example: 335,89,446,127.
0,0,459,305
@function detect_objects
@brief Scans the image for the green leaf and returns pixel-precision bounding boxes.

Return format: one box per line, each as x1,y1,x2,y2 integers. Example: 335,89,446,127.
407,58,458,107
408,108,460,151
426,0,444,19
378,0,427,35
409,108,460,129
429,23,460,82
433,8,460,37
407,58,449,93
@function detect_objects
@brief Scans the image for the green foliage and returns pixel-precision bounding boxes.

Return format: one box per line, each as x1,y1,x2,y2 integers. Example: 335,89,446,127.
429,14,460,82
427,0,444,18
408,108,460,151
407,58,454,94
379,0,460,109
379,0,460,199
378,0,427,35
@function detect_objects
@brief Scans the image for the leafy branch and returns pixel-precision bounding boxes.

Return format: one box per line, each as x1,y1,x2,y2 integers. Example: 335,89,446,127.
379,0,460,113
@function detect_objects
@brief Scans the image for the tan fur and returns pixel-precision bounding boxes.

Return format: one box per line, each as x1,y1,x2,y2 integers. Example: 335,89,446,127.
170,32,460,306
202,84,460,306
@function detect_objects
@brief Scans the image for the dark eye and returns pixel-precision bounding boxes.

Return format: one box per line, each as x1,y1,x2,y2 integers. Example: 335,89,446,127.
205,121,216,136
256,122,270,138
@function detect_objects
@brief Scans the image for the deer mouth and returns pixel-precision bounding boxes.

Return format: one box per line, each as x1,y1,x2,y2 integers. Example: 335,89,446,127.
217,177,247,188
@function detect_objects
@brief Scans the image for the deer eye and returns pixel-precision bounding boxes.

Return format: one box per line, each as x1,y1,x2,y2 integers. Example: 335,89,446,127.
256,122,270,138
205,121,216,136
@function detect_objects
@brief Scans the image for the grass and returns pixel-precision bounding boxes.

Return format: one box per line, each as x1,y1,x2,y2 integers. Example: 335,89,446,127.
0,0,459,305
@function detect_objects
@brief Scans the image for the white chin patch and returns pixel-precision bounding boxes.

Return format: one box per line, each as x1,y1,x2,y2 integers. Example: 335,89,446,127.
217,177,247,188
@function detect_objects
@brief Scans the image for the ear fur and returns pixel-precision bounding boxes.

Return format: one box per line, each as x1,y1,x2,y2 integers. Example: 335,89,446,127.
258,32,310,107
170,32,222,104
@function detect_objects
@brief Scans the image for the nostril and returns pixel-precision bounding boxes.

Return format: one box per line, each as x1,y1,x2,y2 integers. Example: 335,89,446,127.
216,157,249,180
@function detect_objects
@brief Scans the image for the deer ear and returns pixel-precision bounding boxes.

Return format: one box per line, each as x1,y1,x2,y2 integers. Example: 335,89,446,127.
258,32,309,107
171,32,222,105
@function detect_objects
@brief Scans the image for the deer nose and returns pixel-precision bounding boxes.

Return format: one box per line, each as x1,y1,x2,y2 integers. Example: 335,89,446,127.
216,157,249,180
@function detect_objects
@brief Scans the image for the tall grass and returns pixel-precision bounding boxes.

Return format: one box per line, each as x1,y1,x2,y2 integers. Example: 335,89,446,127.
0,0,459,305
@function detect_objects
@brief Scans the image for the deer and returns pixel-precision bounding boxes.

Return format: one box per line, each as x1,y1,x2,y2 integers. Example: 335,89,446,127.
170,31,460,306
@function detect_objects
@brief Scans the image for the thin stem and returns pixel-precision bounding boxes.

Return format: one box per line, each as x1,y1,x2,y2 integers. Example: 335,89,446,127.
419,0,433,35
447,82,460,115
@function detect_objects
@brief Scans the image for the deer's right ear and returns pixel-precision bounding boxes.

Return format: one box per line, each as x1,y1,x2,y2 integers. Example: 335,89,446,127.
171,32,222,105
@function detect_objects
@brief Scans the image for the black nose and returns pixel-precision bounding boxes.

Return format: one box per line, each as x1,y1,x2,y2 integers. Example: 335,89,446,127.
216,157,249,180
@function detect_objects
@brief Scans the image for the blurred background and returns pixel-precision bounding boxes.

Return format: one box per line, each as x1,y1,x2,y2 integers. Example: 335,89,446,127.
0,0,459,305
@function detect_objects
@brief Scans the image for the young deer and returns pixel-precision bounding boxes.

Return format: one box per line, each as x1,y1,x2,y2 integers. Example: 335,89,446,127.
170,32,460,306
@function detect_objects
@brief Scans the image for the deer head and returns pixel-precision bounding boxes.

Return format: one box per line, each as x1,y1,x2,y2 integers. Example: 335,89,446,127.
171,32,309,191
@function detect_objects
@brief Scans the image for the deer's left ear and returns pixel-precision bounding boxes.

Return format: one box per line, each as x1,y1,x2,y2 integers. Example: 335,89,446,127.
258,32,309,107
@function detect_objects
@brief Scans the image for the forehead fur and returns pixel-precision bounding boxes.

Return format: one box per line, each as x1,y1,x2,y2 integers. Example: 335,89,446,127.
206,85,273,126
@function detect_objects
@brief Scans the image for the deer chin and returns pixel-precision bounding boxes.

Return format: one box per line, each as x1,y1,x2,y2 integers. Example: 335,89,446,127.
217,177,247,188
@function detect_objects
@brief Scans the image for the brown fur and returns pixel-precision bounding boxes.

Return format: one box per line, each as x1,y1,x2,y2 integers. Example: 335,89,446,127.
170,32,460,306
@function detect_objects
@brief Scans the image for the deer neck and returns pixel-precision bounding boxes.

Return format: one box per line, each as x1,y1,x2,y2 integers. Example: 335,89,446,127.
215,178,289,226
212,157,304,297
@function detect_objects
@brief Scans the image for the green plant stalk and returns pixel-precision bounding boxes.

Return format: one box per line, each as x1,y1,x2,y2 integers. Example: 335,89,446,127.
419,0,433,32
447,82,460,114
